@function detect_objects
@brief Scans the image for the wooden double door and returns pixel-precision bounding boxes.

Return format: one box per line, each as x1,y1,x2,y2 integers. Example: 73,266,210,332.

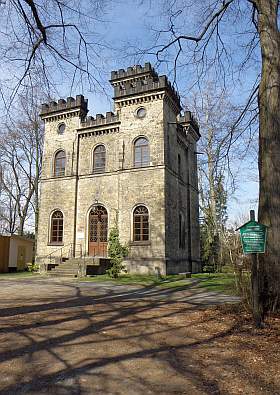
88,206,108,257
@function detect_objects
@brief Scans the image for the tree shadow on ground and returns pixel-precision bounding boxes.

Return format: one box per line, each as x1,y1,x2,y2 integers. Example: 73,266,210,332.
0,279,277,395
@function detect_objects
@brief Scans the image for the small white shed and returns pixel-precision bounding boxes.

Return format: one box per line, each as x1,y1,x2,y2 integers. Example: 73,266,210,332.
0,235,34,272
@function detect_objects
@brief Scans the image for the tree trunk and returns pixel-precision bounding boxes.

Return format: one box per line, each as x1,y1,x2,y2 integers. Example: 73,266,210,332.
256,0,280,313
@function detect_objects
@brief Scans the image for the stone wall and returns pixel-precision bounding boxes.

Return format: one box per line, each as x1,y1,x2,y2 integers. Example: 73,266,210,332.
36,107,82,269
76,168,165,274
36,64,201,275
36,177,77,269
163,99,201,274
76,97,166,274
40,113,81,179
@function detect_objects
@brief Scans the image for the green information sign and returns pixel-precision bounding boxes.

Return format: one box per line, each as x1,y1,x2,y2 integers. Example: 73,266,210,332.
238,220,268,254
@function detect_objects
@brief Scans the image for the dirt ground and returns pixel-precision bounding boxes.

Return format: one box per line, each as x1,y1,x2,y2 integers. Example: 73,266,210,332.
0,278,279,395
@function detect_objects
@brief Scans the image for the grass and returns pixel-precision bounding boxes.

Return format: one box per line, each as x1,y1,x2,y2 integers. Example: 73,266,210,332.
0,271,39,280
192,272,237,295
0,269,238,295
80,273,190,287
80,272,237,294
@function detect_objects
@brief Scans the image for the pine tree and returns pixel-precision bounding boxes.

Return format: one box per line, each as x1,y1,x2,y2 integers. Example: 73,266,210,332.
107,227,129,278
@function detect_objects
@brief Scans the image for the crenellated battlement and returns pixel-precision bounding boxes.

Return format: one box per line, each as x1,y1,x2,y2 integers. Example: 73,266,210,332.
113,74,181,109
110,63,181,110
110,63,156,83
40,95,88,118
178,111,199,133
81,111,119,128
39,65,198,132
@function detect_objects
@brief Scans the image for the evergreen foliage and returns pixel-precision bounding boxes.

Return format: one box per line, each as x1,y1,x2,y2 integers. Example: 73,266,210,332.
201,174,228,273
107,227,129,278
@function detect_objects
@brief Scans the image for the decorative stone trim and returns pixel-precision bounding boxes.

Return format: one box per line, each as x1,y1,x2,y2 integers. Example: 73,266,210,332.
113,76,180,108
78,127,119,138
115,92,165,108
40,175,77,182
43,110,81,123
129,241,151,246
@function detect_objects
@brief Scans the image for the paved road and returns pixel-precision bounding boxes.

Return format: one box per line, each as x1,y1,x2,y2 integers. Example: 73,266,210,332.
0,277,241,395
0,276,240,305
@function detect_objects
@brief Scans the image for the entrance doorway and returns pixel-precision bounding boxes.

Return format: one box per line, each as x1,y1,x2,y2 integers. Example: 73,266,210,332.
88,206,108,257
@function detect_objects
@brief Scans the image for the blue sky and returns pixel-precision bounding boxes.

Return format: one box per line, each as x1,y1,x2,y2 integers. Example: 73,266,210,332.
0,0,260,224
87,1,259,224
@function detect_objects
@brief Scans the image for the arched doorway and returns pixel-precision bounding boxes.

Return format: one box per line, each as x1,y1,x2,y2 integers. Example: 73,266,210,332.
88,205,108,257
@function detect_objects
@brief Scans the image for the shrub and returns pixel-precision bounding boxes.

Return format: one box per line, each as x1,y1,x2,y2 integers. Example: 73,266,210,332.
107,227,129,278
26,262,39,272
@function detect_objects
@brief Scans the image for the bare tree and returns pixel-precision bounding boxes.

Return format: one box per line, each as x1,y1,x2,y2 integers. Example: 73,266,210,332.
0,0,109,109
189,82,256,272
191,85,235,271
0,87,43,241
138,0,279,323
0,169,19,234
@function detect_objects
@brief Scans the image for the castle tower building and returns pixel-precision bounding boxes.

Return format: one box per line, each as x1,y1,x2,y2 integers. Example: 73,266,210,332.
36,63,201,275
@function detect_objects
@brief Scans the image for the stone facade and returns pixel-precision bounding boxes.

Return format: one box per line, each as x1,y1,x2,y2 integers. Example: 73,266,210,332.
36,63,201,275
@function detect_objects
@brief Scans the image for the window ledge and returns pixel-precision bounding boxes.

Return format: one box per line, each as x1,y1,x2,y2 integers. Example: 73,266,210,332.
92,171,106,175
129,241,151,246
47,243,64,247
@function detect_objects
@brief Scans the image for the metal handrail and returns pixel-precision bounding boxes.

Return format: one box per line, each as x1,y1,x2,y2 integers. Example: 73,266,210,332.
47,243,73,263
45,241,110,275
46,242,83,265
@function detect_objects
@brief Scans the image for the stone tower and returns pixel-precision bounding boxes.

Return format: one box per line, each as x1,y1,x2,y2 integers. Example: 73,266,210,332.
36,63,201,275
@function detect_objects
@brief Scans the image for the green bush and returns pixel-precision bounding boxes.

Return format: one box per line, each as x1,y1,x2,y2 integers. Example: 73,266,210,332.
26,262,39,272
107,227,129,278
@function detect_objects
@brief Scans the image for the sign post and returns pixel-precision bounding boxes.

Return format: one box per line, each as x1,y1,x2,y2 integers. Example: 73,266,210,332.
239,217,267,254
237,210,268,328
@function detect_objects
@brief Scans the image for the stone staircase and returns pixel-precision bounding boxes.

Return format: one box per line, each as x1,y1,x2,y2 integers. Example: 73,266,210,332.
47,257,80,277
47,256,111,277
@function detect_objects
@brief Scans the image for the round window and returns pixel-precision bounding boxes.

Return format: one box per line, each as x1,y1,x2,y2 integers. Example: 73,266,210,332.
135,107,146,119
58,123,66,134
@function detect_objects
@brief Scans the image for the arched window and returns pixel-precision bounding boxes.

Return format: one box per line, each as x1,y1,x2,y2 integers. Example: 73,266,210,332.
57,123,66,135
93,145,106,173
54,150,66,177
134,137,149,167
133,205,149,241
50,211,63,244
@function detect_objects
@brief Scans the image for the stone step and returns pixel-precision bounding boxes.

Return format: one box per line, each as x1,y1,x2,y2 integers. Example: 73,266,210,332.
65,257,110,265
48,265,79,276
48,271,78,277
47,257,111,277
58,264,80,269
52,268,78,273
